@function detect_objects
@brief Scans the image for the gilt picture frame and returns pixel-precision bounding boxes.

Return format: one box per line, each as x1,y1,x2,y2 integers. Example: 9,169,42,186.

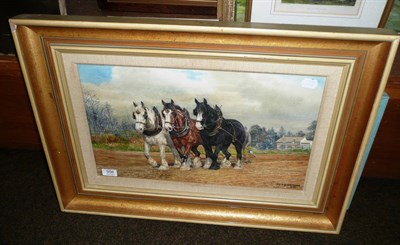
10,14,399,233
247,0,392,28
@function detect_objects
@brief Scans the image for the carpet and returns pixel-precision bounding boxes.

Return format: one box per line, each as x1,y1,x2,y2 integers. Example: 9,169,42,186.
0,149,399,244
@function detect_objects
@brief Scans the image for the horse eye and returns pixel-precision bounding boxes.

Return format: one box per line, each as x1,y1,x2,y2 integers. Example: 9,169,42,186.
132,112,136,119
193,109,197,115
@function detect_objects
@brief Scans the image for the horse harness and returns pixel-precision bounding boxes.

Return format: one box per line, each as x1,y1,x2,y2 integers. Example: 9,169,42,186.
170,109,191,138
204,109,237,143
143,107,163,137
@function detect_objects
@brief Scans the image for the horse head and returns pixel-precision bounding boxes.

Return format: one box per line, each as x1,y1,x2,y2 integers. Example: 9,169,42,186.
132,101,148,133
194,98,220,130
162,99,186,132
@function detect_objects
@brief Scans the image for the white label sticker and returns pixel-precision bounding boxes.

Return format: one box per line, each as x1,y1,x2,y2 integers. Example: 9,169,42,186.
102,168,118,177
301,78,318,89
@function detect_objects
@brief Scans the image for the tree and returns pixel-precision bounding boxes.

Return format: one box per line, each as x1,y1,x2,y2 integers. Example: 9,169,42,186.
306,120,317,140
296,130,305,137
83,89,119,134
286,131,295,137
278,126,286,138
101,102,118,132
249,124,264,147
119,117,136,139
263,128,279,150
83,89,101,134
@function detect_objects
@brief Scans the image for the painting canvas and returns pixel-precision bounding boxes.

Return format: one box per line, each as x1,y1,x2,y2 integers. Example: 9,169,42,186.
273,0,363,16
76,64,325,192
281,0,357,6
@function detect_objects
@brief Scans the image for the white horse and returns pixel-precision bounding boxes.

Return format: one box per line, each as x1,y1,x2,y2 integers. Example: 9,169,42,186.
132,101,181,170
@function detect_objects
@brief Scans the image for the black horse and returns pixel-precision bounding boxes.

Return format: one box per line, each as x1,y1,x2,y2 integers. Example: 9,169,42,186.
193,98,247,170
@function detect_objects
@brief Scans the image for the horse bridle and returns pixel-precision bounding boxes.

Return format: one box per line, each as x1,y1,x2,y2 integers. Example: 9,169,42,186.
196,108,223,136
195,106,239,143
132,108,148,124
162,109,176,128
165,108,190,138
133,107,162,136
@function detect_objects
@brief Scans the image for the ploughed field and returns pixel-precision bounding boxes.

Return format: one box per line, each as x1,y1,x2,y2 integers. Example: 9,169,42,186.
94,149,309,190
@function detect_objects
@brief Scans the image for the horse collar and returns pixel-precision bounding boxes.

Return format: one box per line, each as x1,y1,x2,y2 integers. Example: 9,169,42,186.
143,107,163,137
170,109,190,138
206,115,223,137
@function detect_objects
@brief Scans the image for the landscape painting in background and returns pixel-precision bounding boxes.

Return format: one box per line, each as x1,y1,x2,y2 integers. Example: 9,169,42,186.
282,0,357,6
249,0,388,28
77,64,326,190
274,0,363,16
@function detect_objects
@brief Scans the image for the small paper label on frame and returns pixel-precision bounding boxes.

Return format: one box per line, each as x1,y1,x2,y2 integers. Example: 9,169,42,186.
102,168,118,177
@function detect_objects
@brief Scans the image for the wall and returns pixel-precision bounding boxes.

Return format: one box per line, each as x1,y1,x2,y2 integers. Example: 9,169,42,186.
0,56,41,149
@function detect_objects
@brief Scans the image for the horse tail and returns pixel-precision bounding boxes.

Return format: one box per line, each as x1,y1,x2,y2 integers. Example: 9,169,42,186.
243,128,254,163
244,130,251,150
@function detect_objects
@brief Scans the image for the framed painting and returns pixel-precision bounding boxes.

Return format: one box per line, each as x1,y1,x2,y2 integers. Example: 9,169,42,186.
247,0,392,28
96,0,235,21
10,14,399,233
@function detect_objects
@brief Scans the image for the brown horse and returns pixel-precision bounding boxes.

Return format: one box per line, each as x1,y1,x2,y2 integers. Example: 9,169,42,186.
161,100,204,170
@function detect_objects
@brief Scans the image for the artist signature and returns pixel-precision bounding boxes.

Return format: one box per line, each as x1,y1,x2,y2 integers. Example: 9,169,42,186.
274,183,301,189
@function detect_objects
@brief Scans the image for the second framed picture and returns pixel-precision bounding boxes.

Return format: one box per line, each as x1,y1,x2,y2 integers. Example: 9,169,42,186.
247,0,391,27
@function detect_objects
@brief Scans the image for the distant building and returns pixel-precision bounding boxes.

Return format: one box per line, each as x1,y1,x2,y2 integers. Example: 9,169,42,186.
276,136,312,150
300,137,313,150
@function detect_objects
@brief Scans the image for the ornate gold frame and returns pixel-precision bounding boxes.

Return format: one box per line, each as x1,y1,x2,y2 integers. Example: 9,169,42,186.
10,14,399,233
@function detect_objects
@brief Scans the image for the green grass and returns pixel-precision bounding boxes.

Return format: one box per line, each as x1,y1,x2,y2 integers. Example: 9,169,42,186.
247,147,310,155
90,133,310,155
92,142,144,152
235,4,246,22
92,141,310,156
385,0,400,32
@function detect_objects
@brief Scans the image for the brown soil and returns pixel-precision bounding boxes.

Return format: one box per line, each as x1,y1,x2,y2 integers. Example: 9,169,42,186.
94,149,309,190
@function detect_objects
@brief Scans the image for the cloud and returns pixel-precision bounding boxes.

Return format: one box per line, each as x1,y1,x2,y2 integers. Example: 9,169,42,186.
80,66,325,132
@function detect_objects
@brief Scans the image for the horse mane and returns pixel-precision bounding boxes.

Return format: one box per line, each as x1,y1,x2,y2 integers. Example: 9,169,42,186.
214,105,223,118
145,106,163,136
164,102,183,112
174,104,184,111
197,101,212,114
136,103,157,124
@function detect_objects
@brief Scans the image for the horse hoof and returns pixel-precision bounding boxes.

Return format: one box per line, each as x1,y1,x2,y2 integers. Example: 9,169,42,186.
192,157,202,168
148,161,158,167
173,161,182,168
203,158,212,169
234,160,243,169
158,165,169,170
209,164,220,170
180,165,190,171
221,158,232,168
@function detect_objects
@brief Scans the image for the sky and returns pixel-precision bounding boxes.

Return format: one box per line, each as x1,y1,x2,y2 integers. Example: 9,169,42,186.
78,64,326,132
